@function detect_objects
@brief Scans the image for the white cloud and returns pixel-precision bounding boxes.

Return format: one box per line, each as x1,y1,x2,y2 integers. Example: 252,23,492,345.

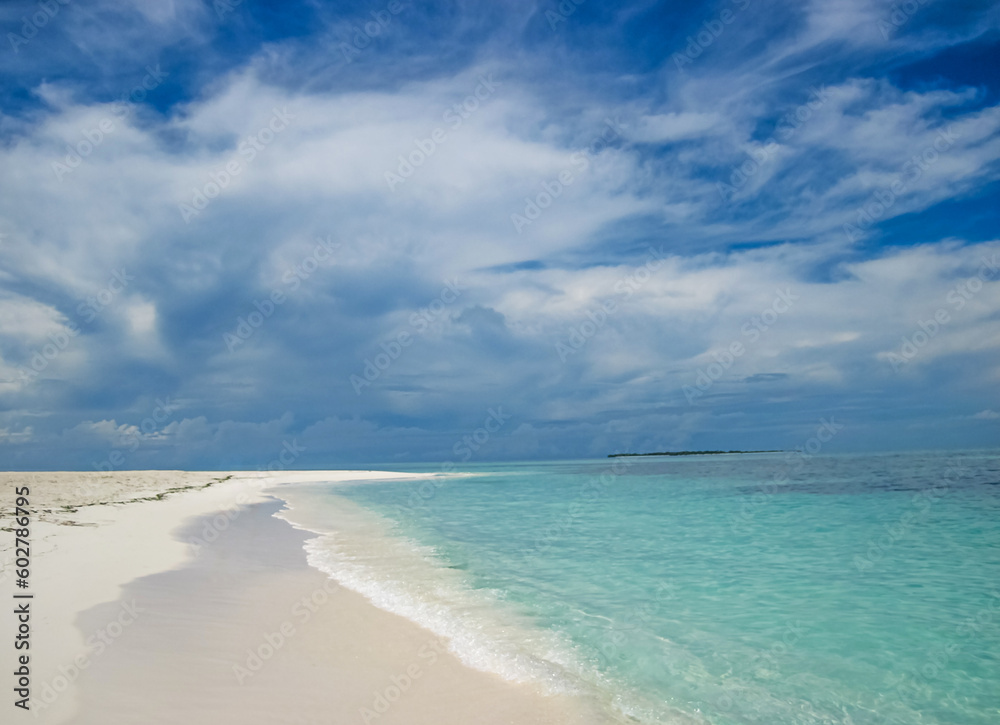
1,1,999,465
0,426,33,444
630,112,722,142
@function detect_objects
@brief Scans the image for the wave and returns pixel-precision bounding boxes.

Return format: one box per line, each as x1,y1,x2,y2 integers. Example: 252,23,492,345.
270,484,696,725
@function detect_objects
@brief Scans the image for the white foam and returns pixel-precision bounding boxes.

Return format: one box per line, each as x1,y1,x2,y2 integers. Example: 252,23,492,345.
272,485,695,725
287,496,585,691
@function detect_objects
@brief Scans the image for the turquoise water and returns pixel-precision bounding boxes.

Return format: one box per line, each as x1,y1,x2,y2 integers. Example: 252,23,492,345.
277,451,1000,725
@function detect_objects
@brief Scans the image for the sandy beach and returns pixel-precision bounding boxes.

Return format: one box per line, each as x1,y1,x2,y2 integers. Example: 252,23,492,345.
0,471,605,725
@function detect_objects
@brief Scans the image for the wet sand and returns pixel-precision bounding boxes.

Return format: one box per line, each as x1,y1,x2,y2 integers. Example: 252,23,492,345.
0,471,604,724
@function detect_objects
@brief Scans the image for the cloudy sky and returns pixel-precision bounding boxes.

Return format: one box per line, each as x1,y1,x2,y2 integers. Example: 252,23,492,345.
1,0,998,470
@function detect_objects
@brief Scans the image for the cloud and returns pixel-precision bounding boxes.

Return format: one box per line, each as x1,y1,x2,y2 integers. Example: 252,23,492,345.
0,426,33,445
629,112,723,142
742,373,789,384
0,1,998,467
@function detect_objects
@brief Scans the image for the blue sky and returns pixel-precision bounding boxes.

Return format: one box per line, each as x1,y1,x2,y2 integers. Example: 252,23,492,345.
0,0,998,470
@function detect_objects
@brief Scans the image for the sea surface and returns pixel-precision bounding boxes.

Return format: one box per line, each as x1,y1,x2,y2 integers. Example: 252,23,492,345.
276,451,1000,725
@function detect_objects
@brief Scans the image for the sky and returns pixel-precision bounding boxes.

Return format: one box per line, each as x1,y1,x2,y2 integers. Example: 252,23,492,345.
0,0,998,471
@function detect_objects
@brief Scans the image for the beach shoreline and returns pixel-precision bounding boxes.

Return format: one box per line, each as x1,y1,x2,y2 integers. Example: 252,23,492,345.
0,470,606,724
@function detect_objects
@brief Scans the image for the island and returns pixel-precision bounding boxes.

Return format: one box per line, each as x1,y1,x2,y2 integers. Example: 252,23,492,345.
607,450,782,458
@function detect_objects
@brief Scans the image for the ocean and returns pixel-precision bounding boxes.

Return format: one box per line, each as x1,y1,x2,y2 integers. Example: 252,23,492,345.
276,451,1000,725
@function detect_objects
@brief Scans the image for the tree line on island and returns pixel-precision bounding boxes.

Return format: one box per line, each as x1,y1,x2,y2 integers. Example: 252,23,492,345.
607,450,782,458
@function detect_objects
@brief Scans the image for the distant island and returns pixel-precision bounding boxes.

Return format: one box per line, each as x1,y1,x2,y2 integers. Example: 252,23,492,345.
607,450,782,458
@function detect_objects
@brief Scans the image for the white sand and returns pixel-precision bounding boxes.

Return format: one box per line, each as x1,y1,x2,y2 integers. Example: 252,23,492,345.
0,470,440,723
0,470,607,724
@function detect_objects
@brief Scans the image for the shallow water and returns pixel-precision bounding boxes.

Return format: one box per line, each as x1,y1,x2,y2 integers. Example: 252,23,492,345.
277,451,1000,725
